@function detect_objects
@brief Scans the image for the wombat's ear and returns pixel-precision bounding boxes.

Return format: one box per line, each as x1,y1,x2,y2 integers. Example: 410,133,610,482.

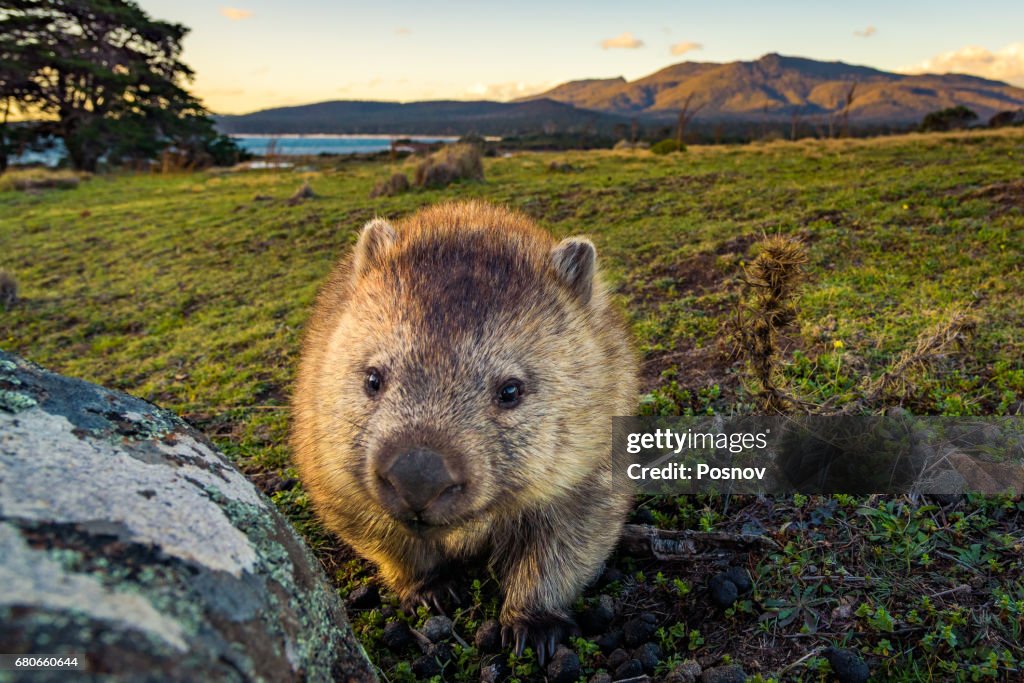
352,218,397,277
551,237,596,305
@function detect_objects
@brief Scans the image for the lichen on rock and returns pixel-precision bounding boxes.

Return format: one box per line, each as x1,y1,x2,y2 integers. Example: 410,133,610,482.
0,350,377,682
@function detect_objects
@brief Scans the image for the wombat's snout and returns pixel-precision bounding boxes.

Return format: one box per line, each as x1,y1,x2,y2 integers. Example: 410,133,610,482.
375,447,466,526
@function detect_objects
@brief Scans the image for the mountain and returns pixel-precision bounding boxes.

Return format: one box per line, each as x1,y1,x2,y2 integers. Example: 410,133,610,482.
522,53,1024,124
214,99,628,136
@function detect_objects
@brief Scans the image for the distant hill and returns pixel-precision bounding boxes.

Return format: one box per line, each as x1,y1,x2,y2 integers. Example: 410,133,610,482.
521,53,1024,124
214,99,628,136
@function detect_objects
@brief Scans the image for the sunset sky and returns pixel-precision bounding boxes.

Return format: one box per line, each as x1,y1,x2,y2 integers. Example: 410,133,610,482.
137,0,1024,114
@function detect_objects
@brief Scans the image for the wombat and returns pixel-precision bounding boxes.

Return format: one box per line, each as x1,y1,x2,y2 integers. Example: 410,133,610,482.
292,201,637,662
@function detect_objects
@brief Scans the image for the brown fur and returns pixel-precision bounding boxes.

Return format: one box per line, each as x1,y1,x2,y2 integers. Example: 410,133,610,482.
291,201,638,656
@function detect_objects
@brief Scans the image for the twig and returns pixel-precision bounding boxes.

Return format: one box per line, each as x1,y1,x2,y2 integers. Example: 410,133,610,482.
618,523,779,560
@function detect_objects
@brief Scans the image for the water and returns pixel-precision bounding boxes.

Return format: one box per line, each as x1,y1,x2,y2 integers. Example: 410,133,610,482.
231,135,458,157
10,134,458,167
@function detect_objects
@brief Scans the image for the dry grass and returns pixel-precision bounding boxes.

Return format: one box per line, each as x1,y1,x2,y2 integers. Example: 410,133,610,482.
369,172,410,198
0,270,16,309
0,168,84,192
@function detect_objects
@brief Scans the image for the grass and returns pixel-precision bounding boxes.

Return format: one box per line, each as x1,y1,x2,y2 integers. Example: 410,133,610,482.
1,128,1023,681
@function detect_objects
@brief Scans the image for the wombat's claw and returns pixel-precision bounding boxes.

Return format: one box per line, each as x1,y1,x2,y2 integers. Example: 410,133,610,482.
402,581,461,616
501,615,578,666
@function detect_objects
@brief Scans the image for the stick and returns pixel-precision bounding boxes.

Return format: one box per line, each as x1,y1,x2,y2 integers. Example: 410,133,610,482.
618,524,779,560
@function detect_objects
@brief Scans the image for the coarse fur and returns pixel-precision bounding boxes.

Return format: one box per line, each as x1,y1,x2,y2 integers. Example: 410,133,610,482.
291,201,638,661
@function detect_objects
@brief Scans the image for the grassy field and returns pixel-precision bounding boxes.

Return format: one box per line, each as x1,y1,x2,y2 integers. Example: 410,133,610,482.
2,129,1023,681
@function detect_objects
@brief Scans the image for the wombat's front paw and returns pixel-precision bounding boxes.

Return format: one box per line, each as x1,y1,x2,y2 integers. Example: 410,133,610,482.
501,613,579,665
400,576,461,616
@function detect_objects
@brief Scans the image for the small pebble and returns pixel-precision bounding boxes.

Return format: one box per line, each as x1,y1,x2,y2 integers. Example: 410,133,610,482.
474,619,502,654
664,659,702,683
632,508,656,524
382,620,414,650
701,664,747,683
346,584,380,609
613,658,644,680
600,566,625,585
480,661,510,683
622,612,658,647
547,646,582,683
422,615,453,642
412,655,441,678
824,647,870,683
723,567,752,594
632,642,662,673
579,594,616,634
606,648,630,671
708,574,739,607
596,629,624,653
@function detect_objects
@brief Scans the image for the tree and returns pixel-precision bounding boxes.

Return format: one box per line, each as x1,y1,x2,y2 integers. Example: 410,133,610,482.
920,106,978,132
675,92,705,147
0,0,242,171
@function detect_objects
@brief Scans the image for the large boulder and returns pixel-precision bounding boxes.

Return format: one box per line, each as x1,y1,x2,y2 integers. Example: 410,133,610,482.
0,351,377,682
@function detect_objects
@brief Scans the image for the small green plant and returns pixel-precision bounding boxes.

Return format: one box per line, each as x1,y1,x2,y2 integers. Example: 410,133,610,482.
651,139,686,155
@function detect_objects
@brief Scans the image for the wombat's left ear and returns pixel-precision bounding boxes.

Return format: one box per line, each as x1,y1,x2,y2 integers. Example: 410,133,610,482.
551,237,596,305
352,218,397,277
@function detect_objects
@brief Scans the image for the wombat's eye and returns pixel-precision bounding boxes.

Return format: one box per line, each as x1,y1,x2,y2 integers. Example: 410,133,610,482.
496,379,524,408
364,368,384,396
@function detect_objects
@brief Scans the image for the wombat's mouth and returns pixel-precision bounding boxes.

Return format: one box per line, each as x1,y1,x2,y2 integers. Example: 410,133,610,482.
398,516,453,538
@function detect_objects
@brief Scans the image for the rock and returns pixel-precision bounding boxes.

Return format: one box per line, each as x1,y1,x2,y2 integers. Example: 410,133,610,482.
475,619,502,654
708,573,739,607
480,661,511,682
664,659,702,683
412,654,442,678
579,594,616,635
613,658,644,680
289,181,317,202
596,628,625,653
622,613,658,647
347,583,380,609
600,566,625,586
723,567,752,594
701,664,747,683
589,673,613,683
422,615,454,642
0,351,376,681
547,645,582,683
824,647,870,683
632,642,662,673
606,648,630,671
382,620,415,651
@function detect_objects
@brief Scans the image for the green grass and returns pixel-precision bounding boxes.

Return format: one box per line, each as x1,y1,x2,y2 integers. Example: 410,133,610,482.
2,128,1023,681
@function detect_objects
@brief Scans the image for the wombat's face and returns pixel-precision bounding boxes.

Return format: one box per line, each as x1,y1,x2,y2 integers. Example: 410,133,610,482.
317,217,608,537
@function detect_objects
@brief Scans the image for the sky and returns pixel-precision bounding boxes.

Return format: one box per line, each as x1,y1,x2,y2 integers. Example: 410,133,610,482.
136,0,1024,114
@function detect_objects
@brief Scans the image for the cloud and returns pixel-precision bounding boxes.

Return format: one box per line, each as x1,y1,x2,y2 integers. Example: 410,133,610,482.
854,25,876,38
220,7,252,21
465,81,554,101
395,27,411,35
670,41,702,56
899,43,1024,87
601,32,644,50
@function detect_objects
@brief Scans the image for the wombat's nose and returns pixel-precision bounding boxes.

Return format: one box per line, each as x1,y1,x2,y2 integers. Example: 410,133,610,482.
380,448,460,514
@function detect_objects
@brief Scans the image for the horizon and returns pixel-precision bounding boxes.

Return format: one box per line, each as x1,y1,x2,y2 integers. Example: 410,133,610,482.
136,0,1024,115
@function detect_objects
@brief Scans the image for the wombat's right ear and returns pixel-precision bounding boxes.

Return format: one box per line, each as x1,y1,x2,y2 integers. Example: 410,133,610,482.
352,218,397,277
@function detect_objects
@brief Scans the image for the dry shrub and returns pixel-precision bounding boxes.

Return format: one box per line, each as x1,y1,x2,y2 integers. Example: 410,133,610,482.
0,270,17,309
414,143,483,189
730,234,809,412
370,172,410,198
862,307,978,404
